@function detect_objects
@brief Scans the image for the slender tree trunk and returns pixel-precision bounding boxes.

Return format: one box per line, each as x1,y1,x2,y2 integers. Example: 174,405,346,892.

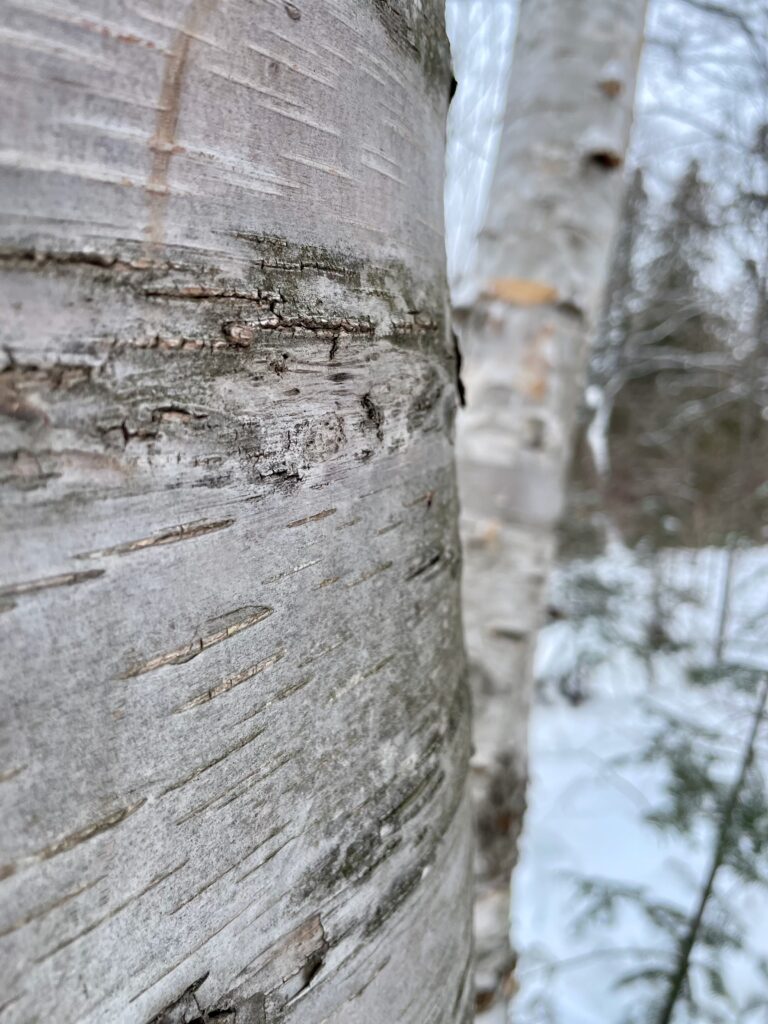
714,543,736,665
454,0,648,1014
0,3,473,1022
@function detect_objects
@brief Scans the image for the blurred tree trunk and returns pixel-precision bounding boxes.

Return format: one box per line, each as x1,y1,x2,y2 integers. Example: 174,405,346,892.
454,0,648,1014
0,2,474,1022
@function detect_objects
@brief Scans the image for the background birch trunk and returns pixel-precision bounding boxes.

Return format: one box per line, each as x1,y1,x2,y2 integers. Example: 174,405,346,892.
454,0,648,1014
0,2,473,1021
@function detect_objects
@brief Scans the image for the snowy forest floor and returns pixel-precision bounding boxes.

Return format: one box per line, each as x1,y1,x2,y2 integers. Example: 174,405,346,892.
513,543,768,1024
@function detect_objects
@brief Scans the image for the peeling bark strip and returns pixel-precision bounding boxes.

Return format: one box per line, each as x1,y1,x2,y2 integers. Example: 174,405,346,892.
0,1,472,1022
456,0,648,1014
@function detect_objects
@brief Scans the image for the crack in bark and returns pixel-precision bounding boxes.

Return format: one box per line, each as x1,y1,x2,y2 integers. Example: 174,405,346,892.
233,675,316,727
285,507,336,529
0,799,146,880
174,753,294,826
360,392,384,440
0,874,106,939
34,860,188,965
0,248,156,271
405,548,444,581
168,827,288,916
345,561,392,588
76,519,234,560
171,650,285,714
0,567,104,599
158,726,266,797
121,606,273,679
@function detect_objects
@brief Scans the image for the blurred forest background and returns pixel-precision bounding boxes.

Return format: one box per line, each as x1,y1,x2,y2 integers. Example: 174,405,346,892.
447,1,768,1022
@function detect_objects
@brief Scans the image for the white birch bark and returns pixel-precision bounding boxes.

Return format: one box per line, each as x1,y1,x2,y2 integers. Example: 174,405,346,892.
0,2,473,1021
454,0,648,1014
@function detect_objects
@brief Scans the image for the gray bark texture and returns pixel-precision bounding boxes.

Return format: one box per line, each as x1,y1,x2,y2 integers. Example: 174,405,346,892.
454,0,648,1015
0,2,474,1022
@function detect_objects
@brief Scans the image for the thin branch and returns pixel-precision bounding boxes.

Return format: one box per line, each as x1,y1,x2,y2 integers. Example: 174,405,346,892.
519,945,663,977
643,103,748,152
676,0,768,77
654,675,768,1024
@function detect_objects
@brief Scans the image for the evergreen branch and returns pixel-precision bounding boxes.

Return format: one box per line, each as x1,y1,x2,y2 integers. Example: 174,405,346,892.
654,675,768,1024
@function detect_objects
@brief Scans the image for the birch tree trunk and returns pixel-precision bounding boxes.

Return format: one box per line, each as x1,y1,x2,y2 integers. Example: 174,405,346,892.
454,0,648,1014
0,3,474,1022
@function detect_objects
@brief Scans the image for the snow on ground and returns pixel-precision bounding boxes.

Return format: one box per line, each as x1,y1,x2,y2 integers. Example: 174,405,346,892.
513,544,768,1024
